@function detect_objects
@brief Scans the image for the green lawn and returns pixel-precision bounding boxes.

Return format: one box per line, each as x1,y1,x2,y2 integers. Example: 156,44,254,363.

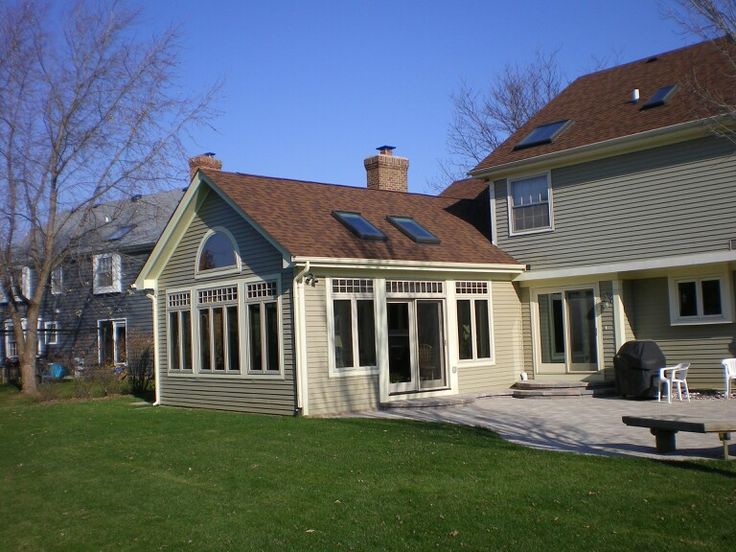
1,386,734,551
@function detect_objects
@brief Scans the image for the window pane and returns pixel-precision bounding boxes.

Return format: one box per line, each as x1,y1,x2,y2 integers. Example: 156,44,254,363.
474,300,491,359
357,300,376,366
248,303,262,371
457,299,473,360
678,281,697,317
333,299,354,368
265,302,279,372
199,232,236,271
169,312,180,370
539,293,565,363
182,311,192,371
100,321,114,365
116,323,126,363
97,257,113,287
227,306,240,372
702,280,722,316
200,310,210,370
213,307,225,371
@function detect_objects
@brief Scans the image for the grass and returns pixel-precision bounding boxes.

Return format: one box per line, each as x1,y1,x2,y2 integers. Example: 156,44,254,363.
1,386,735,551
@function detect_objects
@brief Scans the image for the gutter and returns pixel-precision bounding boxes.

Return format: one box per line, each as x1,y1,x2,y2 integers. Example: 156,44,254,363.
291,261,311,416
292,256,526,274
146,292,161,406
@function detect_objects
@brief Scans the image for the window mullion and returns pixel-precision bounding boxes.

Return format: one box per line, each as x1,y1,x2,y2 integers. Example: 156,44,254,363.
696,280,704,318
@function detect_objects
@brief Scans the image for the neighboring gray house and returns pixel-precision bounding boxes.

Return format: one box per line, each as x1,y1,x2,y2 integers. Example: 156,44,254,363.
1,189,183,370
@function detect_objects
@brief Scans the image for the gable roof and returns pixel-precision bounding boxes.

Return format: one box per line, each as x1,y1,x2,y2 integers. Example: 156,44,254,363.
439,177,488,200
473,38,736,175
201,169,519,266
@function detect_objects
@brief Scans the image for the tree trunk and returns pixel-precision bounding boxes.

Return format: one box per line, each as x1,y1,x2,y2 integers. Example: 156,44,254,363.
20,354,38,395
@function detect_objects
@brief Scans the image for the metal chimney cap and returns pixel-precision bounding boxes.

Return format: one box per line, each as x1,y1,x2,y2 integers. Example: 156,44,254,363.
376,145,396,153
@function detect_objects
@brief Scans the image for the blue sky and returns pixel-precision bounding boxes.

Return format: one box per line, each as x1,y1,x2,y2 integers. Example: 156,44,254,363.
143,0,695,193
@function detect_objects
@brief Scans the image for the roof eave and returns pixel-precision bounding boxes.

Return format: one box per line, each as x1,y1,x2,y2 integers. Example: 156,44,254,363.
292,256,526,274
470,116,725,181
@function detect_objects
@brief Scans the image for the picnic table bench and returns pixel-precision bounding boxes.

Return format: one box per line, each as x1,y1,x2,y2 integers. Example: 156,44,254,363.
622,415,736,460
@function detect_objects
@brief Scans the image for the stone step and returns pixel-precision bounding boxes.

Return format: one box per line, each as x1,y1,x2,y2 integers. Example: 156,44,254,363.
512,384,617,399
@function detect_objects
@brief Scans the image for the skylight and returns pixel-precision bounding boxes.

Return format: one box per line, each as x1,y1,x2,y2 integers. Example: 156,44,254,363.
387,216,440,244
332,211,386,241
514,120,571,150
641,84,677,110
107,225,135,241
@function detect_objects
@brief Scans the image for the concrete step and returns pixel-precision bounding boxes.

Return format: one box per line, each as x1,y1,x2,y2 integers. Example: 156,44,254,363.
511,380,616,399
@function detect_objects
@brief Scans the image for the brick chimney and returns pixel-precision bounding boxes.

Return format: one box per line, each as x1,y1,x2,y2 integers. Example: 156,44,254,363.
188,152,223,179
364,146,409,193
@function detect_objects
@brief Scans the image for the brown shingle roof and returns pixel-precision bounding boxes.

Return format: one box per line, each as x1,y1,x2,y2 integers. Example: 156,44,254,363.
473,38,736,173
201,169,519,266
439,177,488,199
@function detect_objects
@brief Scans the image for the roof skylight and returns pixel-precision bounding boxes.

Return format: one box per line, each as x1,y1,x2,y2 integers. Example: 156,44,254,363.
387,216,440,244
640,84,677,110
514,120,572,150
332,211,386,241
107,225,135,241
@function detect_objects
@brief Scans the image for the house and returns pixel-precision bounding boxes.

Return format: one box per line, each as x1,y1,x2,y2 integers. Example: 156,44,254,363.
134,151,526,415
1,190,183,372
135,38,735,416
465,37,736,389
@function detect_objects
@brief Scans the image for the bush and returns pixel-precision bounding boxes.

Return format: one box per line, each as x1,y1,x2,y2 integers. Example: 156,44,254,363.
124,332,154,396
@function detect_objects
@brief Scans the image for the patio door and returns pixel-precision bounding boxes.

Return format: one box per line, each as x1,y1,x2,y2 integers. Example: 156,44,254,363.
535,287,598,374
388,300,447,394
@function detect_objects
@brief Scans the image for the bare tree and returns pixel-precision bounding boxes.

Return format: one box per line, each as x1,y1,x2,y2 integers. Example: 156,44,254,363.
0,0,216,394
669,0,736,141
438,51,564,183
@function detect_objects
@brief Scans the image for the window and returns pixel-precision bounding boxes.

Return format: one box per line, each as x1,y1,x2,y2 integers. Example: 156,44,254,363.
197,229,239,273
508,174,552,234
44,321,59,345
668,274,732,325
51,266,63,295
332,211,386,241
197,286,239,373
99,319,127,365
4,321,17,357
330,279,377,373
93,253,121,294
167,292,192,372
514,120,571,150
21,266,32,299
641,84,677,110
245,281,280,373
387,216,440,244
456,282,493,361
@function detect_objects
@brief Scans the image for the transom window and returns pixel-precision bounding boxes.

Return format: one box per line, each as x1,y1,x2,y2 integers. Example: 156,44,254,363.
330,279,377,373
455,282,492,361
197,286,239,373
197,230,239,273
668,274,732,325
245,281,280,374
93,254,122,294
508,174,552,234
387,281,443,295
168,292,192,372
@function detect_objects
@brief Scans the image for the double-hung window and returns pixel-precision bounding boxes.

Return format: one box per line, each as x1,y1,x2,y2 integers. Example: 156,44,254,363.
456,281,493,362
245,281,280,374
330,279,377,374
669,274,733,325
197,286,240,373
44,321,59,345
51,266,63,295
168,292,193,372
508,174,552,234
93,253,122,294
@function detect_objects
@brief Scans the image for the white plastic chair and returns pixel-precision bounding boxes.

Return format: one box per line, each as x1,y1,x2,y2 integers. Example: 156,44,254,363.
657,362,690,403
722,359,736,399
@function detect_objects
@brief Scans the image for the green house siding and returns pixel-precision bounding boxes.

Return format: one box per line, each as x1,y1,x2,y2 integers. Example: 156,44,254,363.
157,188,296,415
494,135,736,270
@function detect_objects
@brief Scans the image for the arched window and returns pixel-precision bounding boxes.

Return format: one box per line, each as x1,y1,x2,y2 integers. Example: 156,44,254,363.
197,229,239,273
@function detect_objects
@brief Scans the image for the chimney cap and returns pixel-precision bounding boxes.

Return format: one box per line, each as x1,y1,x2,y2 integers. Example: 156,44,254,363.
376,145,396,154
203,152,216,157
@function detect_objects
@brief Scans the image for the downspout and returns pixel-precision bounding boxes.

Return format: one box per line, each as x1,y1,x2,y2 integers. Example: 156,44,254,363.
146,292,161,406
292,261,310,416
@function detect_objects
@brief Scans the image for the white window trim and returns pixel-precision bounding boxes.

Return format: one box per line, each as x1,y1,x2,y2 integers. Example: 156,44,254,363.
244,278,284,377
51,266,63,296
93,253,122,294
326,278,379,378
44,321,59,345
506,171,554,237
667,271,733,325
194,227,242,279
455,282,495,366
97,318,127,365
21,266,33,299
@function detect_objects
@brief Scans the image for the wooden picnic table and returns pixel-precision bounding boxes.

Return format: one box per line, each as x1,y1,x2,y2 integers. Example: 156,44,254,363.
622,415,736,460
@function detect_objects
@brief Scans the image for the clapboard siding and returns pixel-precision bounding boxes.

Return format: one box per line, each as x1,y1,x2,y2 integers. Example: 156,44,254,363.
303,277,380,416
157,188,296,415
493,135,736,270
599,280,615,379
629,275,736,389
458,280,523,393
